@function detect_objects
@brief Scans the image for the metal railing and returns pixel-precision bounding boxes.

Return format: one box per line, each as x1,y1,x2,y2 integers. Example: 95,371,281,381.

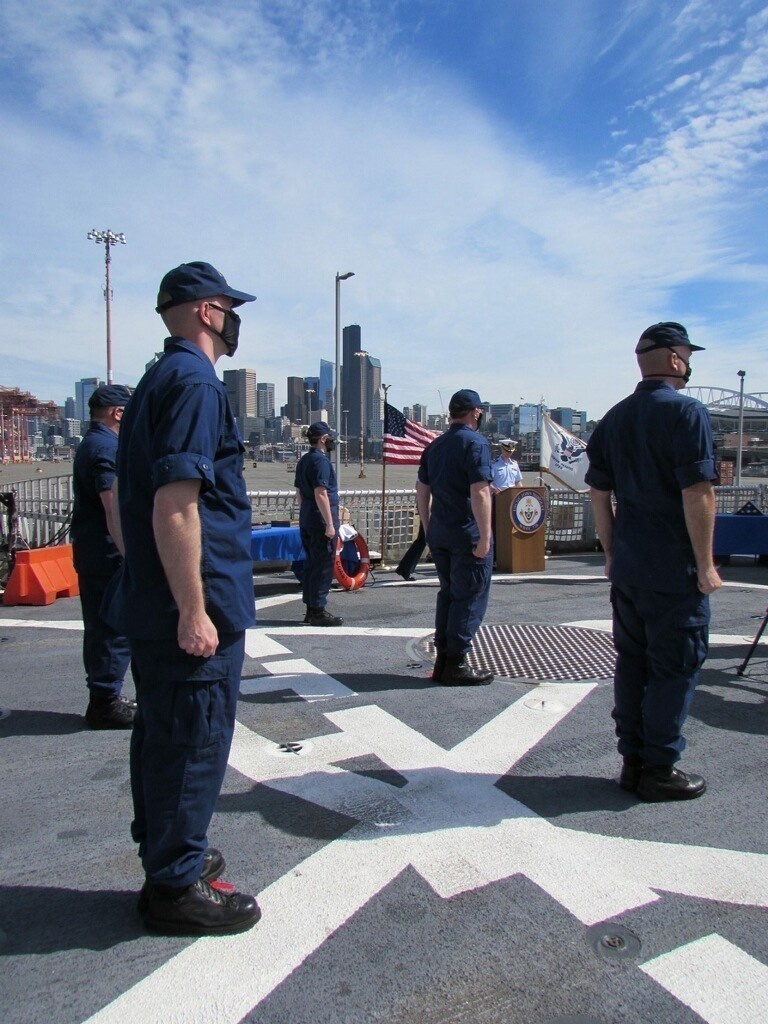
5,474,768,560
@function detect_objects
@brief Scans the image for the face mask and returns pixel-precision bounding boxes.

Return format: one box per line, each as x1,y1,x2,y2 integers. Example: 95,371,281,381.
476,412,483,429
325,439,335,454
207,304,241,357
668,347,692,384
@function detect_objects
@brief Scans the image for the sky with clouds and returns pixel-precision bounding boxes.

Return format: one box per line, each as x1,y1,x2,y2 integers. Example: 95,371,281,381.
1,0,767,420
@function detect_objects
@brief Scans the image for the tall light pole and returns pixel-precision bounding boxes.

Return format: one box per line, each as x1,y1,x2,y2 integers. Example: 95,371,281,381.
736,370,746,486
305,387,315,425
87,229,126,384
355,350,368,479
335,271,354,482
343,409,350,467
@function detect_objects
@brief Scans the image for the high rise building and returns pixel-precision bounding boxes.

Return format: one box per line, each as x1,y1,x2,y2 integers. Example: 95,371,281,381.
223,368,257,421
75,378,101,421
64,397,76,419
342,324,362,437
304,376,321,413
256,382,275,419
319,359,334,420
286,376,306,423
550,407,587,436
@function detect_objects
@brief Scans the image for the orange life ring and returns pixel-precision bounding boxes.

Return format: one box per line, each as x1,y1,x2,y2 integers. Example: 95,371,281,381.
334,532,370,591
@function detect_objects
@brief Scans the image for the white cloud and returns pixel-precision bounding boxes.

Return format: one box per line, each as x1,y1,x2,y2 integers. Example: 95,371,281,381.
0,0,766,420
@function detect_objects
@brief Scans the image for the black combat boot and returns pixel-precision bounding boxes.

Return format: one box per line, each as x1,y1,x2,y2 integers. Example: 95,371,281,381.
618,755,644,792
307,607,343,627
637,764,706,802
440,655,493,686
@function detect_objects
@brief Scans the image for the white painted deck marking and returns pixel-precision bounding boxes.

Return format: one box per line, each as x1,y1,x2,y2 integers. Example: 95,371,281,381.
641,934,768,1024
82,683,768,1024
240,657,357,702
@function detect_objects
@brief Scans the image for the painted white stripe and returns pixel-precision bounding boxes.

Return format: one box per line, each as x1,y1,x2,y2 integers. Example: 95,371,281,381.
243,629,292,659
641,933,768,1024
0,618,84,630
240,657,357,702
564,619,768,646
264,625,433,637
255,592,303,610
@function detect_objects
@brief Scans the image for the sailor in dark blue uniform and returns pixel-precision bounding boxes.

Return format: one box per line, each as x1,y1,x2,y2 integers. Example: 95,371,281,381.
294,421,343,626
72,384,134,729
586,322,722,803
105,261,261,936
417,389,494,685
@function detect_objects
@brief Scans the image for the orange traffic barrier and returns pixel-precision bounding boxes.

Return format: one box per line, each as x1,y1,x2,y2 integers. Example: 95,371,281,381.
3,544,80,606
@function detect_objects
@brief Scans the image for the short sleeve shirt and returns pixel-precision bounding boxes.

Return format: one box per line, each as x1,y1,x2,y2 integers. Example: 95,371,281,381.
490,457,522,490
585,380,717,592
71,421,122,577
418,423,492,545
294,449,339,531
105,338,255,638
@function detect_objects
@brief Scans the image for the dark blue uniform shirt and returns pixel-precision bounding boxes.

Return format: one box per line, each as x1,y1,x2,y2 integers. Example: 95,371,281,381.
294,449,339,531
71,420,122,577
585,380,717,593
418,423,492,545
106,338,255,638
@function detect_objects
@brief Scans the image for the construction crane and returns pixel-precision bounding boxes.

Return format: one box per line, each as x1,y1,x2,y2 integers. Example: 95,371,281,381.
0,387,58,462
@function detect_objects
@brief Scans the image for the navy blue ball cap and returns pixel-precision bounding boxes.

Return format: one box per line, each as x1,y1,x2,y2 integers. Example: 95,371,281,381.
156,261,256,313
88,384,132,410
636,321,704,354
307,421,337,440
449,388,485,413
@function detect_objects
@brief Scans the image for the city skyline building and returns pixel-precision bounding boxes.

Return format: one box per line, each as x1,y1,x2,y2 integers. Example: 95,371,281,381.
223,368,257,421
256,382,275,419
75,377,101,422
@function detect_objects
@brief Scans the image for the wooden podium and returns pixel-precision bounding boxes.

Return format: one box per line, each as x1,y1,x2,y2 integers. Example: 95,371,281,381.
494,486,547,573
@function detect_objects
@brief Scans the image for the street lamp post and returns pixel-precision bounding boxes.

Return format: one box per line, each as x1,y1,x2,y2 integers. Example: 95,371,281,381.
343,409,349,467
335,271,355,483
736,370,746,486
86,229,126,384
355,350,368,479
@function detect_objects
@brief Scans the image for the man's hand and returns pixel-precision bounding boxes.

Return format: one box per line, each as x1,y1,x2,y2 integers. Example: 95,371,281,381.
697,565,722,595
177,609,219,657
325,523,336,540
473,538,491,559
603,552,612,579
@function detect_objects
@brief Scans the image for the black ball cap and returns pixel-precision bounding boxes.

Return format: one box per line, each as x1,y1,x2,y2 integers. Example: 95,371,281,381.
156,262,256,313
88,384,132,410
636,321,705,353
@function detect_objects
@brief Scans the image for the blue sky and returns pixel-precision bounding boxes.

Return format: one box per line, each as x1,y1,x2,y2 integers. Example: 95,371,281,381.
1,0,767,420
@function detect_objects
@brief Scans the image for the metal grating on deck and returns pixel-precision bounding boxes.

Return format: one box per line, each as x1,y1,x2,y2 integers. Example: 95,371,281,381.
416,623,616,681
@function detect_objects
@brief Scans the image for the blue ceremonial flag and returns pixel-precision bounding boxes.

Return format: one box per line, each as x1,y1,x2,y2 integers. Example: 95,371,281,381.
383,403,441,465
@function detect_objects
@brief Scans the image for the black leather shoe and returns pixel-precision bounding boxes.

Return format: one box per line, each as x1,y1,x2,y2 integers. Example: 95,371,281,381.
431,652,446,682
307,608,343,627
85,695,135,730
440,656,493,686
637,764,707,802
137,848,226,913
618,755,644,792
141,878,261,936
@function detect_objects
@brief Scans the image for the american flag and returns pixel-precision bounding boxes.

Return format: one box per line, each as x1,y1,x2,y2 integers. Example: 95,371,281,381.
383,402,441,465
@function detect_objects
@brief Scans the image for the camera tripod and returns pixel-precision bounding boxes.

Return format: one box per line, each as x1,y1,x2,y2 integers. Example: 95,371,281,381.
736,605,768,676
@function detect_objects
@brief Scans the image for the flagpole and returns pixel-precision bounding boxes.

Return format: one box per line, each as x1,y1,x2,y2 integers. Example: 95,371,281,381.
380,384,390,567
538,404,545,486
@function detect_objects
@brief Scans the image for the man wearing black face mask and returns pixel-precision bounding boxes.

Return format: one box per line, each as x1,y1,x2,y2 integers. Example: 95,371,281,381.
586,322,721,804
105,261,262,936
294,421,343,626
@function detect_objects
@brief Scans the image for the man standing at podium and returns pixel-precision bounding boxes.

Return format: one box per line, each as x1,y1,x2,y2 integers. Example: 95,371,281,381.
490,439,522,493
417,388,494,686
586,322,721,803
